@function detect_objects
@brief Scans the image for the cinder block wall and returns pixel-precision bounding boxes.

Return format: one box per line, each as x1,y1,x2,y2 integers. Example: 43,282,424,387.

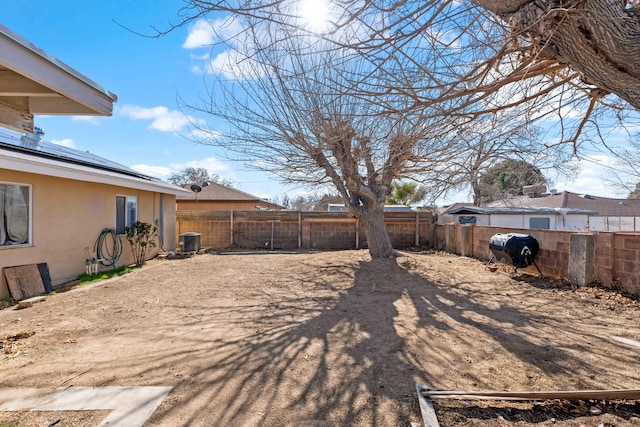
612,234,640,295
594,233,614,284
435,224,640,297
531,229,571,277
304,221,357,249
234,220,299,249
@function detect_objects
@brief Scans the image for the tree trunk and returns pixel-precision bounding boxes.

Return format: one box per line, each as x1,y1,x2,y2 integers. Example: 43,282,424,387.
359,202,395,258
474,0,640,110
471,181,482,206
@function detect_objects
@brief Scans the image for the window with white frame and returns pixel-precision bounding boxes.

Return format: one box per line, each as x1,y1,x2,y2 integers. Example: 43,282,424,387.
529,217,550,230
115,195,137,234
1,182,31,247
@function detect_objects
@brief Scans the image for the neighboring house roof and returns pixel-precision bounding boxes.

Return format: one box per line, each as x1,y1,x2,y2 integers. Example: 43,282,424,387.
0,132,189,196
327,204,414,212
449,206,598,216
437,202,474,216
487,191,640,216
0,25,117,133
177,181,282,208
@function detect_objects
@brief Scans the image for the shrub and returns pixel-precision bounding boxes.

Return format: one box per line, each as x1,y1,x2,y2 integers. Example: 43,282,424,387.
125,221,158,267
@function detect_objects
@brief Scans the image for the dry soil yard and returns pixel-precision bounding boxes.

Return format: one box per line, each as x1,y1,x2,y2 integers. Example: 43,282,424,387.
1,250,639,426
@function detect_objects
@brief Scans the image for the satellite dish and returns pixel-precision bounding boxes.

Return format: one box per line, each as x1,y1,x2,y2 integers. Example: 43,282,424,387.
201,181,210,187
190,184,202,193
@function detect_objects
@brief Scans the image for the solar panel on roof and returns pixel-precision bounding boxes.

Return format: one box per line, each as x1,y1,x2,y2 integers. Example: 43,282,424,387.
0,130,150,180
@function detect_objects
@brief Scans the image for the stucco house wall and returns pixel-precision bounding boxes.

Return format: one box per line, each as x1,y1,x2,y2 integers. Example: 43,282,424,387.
0,169,178,298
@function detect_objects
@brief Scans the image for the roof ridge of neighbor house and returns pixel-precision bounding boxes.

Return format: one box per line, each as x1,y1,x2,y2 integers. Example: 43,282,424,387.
449,205,598,215
179,181,269,201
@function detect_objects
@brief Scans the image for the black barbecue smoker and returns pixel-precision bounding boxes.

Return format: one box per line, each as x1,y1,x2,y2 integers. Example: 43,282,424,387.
486,233,542,278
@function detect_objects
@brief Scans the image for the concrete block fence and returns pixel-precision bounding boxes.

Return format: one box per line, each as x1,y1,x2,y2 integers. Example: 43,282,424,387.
432,224,640,297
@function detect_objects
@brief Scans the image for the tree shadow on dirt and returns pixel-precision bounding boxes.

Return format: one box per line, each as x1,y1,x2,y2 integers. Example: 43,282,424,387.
140,254,639,426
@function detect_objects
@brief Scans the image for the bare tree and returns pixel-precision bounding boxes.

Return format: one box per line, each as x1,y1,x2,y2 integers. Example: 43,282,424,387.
285,193,344,211
604,132,640,196
169,167,211,186
419,112,576,205
183,15,456,257
474,0,640,111
169,1,636,256
478,159,547,203
168,167,235,187
174,0,631,141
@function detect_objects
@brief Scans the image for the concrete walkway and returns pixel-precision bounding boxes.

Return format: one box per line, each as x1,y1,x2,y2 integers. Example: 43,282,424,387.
0,386,172,427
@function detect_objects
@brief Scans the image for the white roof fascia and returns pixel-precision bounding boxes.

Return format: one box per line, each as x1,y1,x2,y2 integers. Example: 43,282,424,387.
1,150,190,197
0,25,117,116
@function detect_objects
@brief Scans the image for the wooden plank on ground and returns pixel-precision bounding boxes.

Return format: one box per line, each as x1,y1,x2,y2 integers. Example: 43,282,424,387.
3,264,46,300
421,388,640,401
416,384,440,427
37,263,53,293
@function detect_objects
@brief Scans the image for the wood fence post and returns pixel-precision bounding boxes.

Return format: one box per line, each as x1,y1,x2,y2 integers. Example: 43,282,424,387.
298,211,302,249
230,210,234,246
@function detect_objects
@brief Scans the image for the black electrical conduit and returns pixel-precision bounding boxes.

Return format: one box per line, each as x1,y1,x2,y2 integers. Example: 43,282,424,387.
94,228,123,268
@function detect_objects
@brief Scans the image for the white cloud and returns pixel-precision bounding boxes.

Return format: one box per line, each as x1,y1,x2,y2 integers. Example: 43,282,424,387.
130,164,173,178
190,52,210,60
554,155,627,197
129,157,233,181
182,17,260,80
170,157,231,173
183,16,242,50
182,19,216,49
50,138,76,148
424,28,462,49
206,50,242,79
115,104,203,133
612,121,640,135
190,128,223,141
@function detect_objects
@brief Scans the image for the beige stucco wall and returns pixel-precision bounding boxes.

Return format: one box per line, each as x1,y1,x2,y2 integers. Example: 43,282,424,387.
1,169,177,299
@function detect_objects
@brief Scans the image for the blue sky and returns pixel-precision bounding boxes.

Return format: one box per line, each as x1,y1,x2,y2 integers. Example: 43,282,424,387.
3,1,638,205
3,1,294,200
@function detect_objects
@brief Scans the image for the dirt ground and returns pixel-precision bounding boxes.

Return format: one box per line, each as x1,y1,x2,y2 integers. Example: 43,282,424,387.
1,250,639,426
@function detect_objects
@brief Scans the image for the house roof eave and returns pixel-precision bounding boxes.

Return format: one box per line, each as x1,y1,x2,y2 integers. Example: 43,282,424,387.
1,150,190,196
0,25,117,133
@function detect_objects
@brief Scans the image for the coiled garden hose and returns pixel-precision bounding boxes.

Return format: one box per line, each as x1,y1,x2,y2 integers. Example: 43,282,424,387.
94,228,123,268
